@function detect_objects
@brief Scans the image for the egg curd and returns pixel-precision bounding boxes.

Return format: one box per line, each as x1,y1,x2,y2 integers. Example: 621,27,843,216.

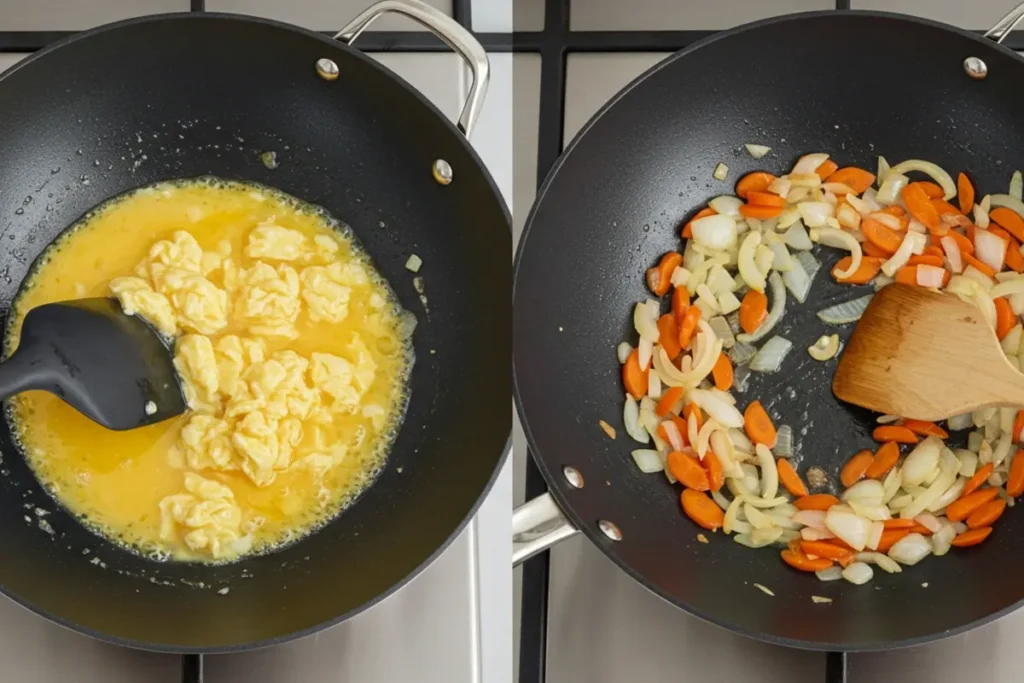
6,178,413,563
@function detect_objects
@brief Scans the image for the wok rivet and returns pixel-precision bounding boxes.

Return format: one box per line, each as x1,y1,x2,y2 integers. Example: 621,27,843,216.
963,56,988,80
316,58,340,81
562,466,584,488
432,159,453,186
598,520,622,542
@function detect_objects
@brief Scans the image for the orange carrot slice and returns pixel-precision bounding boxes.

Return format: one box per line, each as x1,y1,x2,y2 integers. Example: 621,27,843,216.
840,450,874,488
963,252,997,277
677,305,701,350
832,256,884,284
865,441,900,479
736,172,776,199
906,254,944,268
932,198,961,216
825,167,875,194
966,499,1006,528
902,183,942,234
960,463,994,499
744,400,776,447
815,159,839,181
680,489,724,530
739,290,768,335
800,541,854,562
1007,449,1024,496
862,218,903,255
894,266,918,286
657,313,682,360
646,252,682,297
995,297,1016,340
862,241,891,259
777,458,808,497
990,207,1024,242
668,451,710,491
622,349,648,400
794,494,840,511
1015,413,1024,443
951,526,992,547
946,488,1000,522
876,529,910,553
948,228,974,255
910,181,944,199
781,549,833,572
711,352,733,391
872,425,918,443
671,285,690,322
739,203,783,219
958,172,975,215
900,420,948,439
655,387,685,418
746,191,785,208
703,450,724,493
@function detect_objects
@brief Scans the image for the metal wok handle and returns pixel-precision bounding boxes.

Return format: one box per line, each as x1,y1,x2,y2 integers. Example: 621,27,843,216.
985,1,1024,43
513,492,580,566
335,0,490,138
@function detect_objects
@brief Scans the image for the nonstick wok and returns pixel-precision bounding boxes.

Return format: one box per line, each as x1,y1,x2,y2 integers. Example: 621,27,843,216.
0,1,510,680
513,3,1024,667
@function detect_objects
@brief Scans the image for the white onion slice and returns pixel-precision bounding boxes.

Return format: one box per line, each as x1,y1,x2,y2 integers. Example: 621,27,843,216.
745,143,771,159
653,335,723,389
877,156,890,185
755,443,779,500
931,523,957,556
692,214,739,250
709,195,743,218
617,342,634,364
738,231,765,293
737,272,786,344
793,153,829,175
975,200,991,229
975,229,1008,273
940,235,963,274
798,202,834,229
888,533,932,566
782,254,813,304
842,480,884,505
901,448,959,519
801,527,836,541
1012,171,1023,201
816,567,843,582
695,418,720,459
866,211,902,231
768,176,792,197
916,264,947,288
927,476,965,512
637,337,654,372
825,507,871,551
866,520,884,550
724,496,750,534
882,231,927,277
631,449,663,473
914,513,942,534
876,172,909,205
817,294,873,324
989,277,1024,299
856,552,901,573
782,221,813,251
624,395,649,444
750,336,793,373
774,425,793,458
902,437,942,486
690,389,744,429
842,562,874,585
813,227,862,279
888,159,956,199
793,510,827,530
634,300,660,342
660,420,685,452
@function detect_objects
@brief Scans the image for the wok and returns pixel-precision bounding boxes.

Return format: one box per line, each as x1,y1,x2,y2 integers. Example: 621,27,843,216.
0,1,510,680
513,1,1024,671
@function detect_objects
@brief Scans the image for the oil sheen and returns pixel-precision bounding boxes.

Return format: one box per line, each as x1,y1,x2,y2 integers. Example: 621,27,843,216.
6,178,413,563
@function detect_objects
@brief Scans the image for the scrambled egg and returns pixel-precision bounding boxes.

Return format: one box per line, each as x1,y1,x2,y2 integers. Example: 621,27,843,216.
158,472,251,560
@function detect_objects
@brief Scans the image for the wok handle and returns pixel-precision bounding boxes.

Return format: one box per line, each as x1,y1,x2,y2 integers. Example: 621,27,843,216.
182,654,203,683
513,492,580,566
335,0,490,138
984,1,1024,43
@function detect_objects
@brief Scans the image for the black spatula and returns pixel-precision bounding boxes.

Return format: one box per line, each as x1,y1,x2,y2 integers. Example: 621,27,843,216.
0,298,186,430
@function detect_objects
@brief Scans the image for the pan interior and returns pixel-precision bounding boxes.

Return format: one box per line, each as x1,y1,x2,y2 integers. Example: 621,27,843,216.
514,12,1024,649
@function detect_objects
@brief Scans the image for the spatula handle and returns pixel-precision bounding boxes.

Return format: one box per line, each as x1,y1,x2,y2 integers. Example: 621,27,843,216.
0,350,52,402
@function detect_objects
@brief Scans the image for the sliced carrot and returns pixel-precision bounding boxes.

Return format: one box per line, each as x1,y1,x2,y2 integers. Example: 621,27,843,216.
1007,449,1024,496
682,207,715,239
777,458,809,497
677,305,701,350
876,528,911,553
906,254,944,268
967,499,1006,529
862,217,903,255
923,245,945,259
682,401,703,433
739,289,768,335
958,172,975,215
655,386,685,418
908,181,944,199
680,489,724,531
711,352,733,391
902,183,942,234
671,285,690,322
668,451,710,491
735,171,776,199
946,487,1000,522
840,450,874,488
908,522,933,536
932,198,961,216
739,203,783,219
744,400,776,447
882,518,917,529
1015,413,1024,443
622,349,648,400
657,313,682,360
865,441,900,479
990,207,1024,243
872,425,918,444
894,266,918,286
781,549,833,572
832,256,884,284
900,420,948,439
960,463,995,500
825,167,875,194
646,252,683,297
995,297,1016,340
746,190,785,208
670,415,690,445
1006,243,1024,273
951,526,992,547
948,228,974,255
794,494,840,511
862,241,891,259
800,541,854,562
703,450,724,493
963,252,997,277
814,159,839,181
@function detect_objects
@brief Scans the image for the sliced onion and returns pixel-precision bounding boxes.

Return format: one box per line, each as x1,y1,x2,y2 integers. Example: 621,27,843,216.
882,468,903,504
856,551,901,573
755,443,779,500
631,449,662,473
624,395,650,444
727,428,754,454
825,507,871,551
813,227,862,279
744,503,774,530
793,509,827,530
876,172,909,205
888,533,931,566
782,221,813,250
798,202,834,228
846,193,873,216
975,200,990,229
793,153,829,175
866,521,884,550
931,523,956,556
617,342,634,364
993,429,1014,467
692,214,739,250
737,272,786,343
940,235,963,274
634,300,660,342
638,338,654,371
975,228,1008,273
780,255,811,304
816,566,843,582
927,476,965,512
710,430,743,478
989,277,1024,299
842,479,884,505
724,496,750,534
750,336,793,373
902,437,942,486
801,527,836,541
774,425,793,458
745,143,771,159
738,231,765,293
1011,171,1023,201
708,316,735,349
866,211,902,231
654,334,723,389
842,561,873,585
916,264,947,288
660,419,685,452
914,513,943,534
647,366,662,399
688,410,699,451
728,341,757,366
764,234,794,272
690,389,744,428
877,156,890,185
768,176,792,197
888,159,956,199
901,448,959,519
695,418,720,459
836,202,861,230
848,501,891,521
709,195,743,218
882,231,927,277
777,206,802,230
817,294,873,324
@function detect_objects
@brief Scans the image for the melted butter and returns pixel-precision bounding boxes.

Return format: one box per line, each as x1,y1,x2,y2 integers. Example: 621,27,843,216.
7,179,412,562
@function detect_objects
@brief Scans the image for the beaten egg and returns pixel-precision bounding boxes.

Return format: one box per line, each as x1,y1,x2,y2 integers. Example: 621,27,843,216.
6,178,414,562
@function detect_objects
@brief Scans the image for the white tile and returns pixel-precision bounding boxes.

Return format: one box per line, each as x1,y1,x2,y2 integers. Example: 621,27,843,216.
471,0,514,32
514,0,544,31
207,0,451,31
0,0,185,30
564,53,671,147
0,54,29,73
570,0,832,31
854,0,1009,29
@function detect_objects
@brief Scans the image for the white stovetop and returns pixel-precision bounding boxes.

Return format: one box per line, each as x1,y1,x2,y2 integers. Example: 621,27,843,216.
0,1,513,678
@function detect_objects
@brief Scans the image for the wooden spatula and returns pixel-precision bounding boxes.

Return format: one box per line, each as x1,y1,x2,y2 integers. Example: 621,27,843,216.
833,283,1024,421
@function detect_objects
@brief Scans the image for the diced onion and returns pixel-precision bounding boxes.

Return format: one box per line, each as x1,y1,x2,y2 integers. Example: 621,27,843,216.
793,153,829,175
1012,171,1023,201
888,533,932,566
817,294,873,324
745,144,771,159
914,513,942,534
940,235,963,274
631,449,663,473
813,227,862,279
713,163,729,180
690,389,744,428
624,395,649,444
888,159,956,200
877,156,890,185
975,229,1008,273
709,195,743,218
692,214,738,250
866,520,884,550
768,176,792,197
931,523,957,556
617,342,634,364
902,437,942,486
836,202,861,230
737,272,786,343
916,264,947,288
882,231,927,277
729,341,757,366
738,231,765,293
876,172,909,205
634,300,660,342
793,510,827,530
815,567,843,582
901,447,959,518
842,479,884,505
841,561,874,585
956,448,978,476
975,200,990,229
798,202,834,228
825,506,871,551
774,425,793,458
638,338,654,371
750,336,793,373
660,419,685,452
856,552,901,573
782,222,813,251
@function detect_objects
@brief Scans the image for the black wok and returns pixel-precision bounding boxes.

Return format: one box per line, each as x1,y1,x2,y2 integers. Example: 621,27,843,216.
514,6,1024,658
0,0,510,675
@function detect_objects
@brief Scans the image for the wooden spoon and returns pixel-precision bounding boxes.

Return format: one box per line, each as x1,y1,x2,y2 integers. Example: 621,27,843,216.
833,283,1024,421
